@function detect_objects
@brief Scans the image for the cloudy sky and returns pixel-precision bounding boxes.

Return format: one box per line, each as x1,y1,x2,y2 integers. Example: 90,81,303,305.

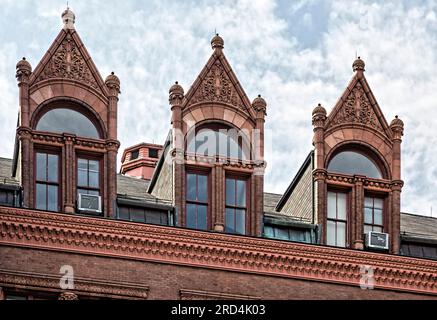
0,0,436,216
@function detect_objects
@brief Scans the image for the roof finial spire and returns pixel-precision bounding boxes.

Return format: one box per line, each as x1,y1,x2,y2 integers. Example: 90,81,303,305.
211,33,224,50
62,5,75,30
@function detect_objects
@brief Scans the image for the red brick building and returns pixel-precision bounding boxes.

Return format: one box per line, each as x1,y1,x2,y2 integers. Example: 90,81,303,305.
0,8,436,300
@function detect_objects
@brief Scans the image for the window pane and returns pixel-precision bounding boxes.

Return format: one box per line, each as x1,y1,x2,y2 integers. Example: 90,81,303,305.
235,209,245,235
36,108,100,139
197,205,207,230
336,222,346,247
89,172,99,188
276,228,289,240
373,226,383,233
236,180,246,207
78,169,88,187
327,220,335,246
78,158,88,170
36,153,46,181
364,224,373,234
187,174,196,201
364,197,373,208
47,185,58,211
225,208,235,233
226,178,235,206
364,207,373,224
130,208,145,222
327,192,336,219
264,226,274,237
374,209,383,225
47,154,58,182
337,193,347,220
118,207,130,220
89,160,99,173
197,175,207,202
36,183,46,210
374,198,383,209
186,204,196,229
327,151,382,178
146,211,163,225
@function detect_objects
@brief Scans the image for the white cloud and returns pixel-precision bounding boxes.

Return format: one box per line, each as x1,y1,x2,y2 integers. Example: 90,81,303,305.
0,0,436,216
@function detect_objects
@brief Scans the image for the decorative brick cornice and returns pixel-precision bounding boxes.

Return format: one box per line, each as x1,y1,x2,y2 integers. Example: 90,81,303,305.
0,268,149,299
0,206,436,296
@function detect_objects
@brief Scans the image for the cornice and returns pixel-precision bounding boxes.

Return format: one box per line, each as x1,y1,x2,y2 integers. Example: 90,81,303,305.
0,268,148,299
0,206,436,296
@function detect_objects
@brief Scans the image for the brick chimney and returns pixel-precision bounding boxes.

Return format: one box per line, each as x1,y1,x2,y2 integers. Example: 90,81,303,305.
120,143,163,180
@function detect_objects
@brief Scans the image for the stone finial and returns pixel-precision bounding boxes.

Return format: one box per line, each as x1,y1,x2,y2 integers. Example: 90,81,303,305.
16,57,32,83
169,81,184,106
312,103,327,127
62,7,75,29
252,94,267,115
105,72,121,96
390,115,404,127
312,103,326,116
211,33,224,50
390,115,404,140
352,56,365,72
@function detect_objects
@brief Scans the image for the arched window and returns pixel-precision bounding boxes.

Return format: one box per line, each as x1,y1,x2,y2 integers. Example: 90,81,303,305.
36,108,100,139
186,123,250,160
327,150,383,179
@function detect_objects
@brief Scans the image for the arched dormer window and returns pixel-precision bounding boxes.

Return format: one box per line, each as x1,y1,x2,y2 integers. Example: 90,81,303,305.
186,123,250,160
35,107,101,139
327,150,383,179
31,102,105,215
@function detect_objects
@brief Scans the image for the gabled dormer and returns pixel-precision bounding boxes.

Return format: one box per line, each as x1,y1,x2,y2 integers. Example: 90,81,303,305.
158,34,267,236
312,57,404,253
14,8,121,217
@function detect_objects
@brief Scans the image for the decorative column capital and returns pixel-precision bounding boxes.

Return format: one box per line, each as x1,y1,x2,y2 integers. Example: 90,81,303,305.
391,180,404,191
105,139,120,151
16,126,32,140
313,168,327,181
105,72,121,97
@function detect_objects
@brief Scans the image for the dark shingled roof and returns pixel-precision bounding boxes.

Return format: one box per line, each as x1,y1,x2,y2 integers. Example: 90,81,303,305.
0,157,19,185
400,212,437,241
116,174,171,205
263,192,282,214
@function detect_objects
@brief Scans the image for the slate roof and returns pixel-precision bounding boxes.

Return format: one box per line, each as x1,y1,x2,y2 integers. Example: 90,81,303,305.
117,174,171,205
0,157,19,186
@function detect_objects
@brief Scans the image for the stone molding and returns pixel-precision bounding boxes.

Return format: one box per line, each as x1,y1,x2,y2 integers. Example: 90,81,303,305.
0,268,149,299
0,206,436,296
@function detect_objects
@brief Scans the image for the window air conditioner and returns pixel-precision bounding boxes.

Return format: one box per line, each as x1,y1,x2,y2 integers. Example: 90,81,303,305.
365,231,389,250
77,193,102,214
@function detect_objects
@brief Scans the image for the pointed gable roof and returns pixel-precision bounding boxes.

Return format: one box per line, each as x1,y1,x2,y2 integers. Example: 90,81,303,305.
183,35,255,119
325,57,392,139
29,26,107,96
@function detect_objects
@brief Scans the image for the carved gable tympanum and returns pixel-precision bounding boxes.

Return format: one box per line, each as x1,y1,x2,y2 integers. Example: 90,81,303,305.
330,81,383,131
38,33,100,91
191,60,245,111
